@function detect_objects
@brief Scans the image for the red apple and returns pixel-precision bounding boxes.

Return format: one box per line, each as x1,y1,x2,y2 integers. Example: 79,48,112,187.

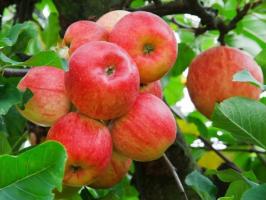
187,46,263,118
65,41,140,120
109,11,177,83
140,80,163,99
111,94,177,161
90,151,131,188
63,20,108,55
47,112,112,187
17,66,70,127
96,10,130,32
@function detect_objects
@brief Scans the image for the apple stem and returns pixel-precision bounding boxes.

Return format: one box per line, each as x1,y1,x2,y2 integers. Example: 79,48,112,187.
162,154,189,200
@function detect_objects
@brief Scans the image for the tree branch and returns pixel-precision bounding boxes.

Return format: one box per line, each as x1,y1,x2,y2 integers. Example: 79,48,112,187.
1,68,29,77
163,154,189,200
199,136,241,172
132,0,263,44
191,146,266,154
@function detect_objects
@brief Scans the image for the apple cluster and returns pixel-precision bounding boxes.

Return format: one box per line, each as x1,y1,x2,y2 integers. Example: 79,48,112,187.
17,10,178,188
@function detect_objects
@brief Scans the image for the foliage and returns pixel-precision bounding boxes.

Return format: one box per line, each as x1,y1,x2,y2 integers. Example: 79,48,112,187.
1,0,266,199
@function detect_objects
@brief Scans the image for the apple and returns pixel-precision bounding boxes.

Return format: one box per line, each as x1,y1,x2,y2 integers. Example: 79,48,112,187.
90,151,131,188
140,80,162,99
111,93,176,161
17,66,70,127
63,20,108,55
65,41,140,120
47,112,112,187
109,11,177,83
187,46,263,118
96,10,130,32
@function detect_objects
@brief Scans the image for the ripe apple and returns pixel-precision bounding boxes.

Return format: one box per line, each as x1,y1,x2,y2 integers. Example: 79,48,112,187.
90,151,131,188
140,80,162,99
187,46,263,118
109,11,177,83
17,66,70,127
47,112,112,187
63,20,108,55
65,41,140,120
96,10,130,32
111,93,177,161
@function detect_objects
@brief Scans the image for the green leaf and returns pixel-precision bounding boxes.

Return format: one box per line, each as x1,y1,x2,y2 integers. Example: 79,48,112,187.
17,88,33,110
218,197,234,200
0,133,12,155
212,97,266,149
216,169,257,187
4,106,27,150
185,170,217,200
171,43,196,76
163,76,184,105
0,141,67,200
255,48,266,83
0,52,20,66
0,83,22,115
233,69,264,89
225,180,251,200
220,0,237,20
23,51,63,68
242,184,266,200
41,13,60,48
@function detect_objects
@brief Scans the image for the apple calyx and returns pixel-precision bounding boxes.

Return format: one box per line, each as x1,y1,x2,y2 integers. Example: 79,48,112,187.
143,44,155,55
69,164,82,173
105,65,116,76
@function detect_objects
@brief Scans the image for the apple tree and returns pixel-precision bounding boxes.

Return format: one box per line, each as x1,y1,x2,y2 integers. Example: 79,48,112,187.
1,0,266,200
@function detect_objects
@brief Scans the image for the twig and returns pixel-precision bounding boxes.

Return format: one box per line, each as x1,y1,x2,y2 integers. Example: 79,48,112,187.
199,136,241,172
218,0,263,44
132,0,263,45
1,68,29,77
163,154,189,200
191,146,266,154
171,17,208,35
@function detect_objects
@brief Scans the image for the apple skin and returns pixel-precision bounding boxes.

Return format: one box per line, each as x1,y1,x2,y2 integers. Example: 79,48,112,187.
65,41,140,120
17,66,71,127
90,151,131,188
47,112,113,187
109,11,177,83
140,80,162,99
111,93,177,161
63,20,108,55
96,10,130,32
187,46,263,118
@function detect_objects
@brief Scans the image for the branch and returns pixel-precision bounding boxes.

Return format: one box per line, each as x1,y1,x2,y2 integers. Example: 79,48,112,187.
129,0,188,16
218,0,263,44
132,0,263,44
163,154,189,200
199,136,241,172
1,68,29,77
192,146,266,154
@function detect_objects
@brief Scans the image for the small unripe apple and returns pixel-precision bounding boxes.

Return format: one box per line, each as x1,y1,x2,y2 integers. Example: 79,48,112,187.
65,41,140,120
17,66,70,127
140,80,162,99
187,46,263,118
96,10,130,32
111,94,177,161
63,20,108,55
109,11,177,83
90,151,131,188
47,112,112,187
